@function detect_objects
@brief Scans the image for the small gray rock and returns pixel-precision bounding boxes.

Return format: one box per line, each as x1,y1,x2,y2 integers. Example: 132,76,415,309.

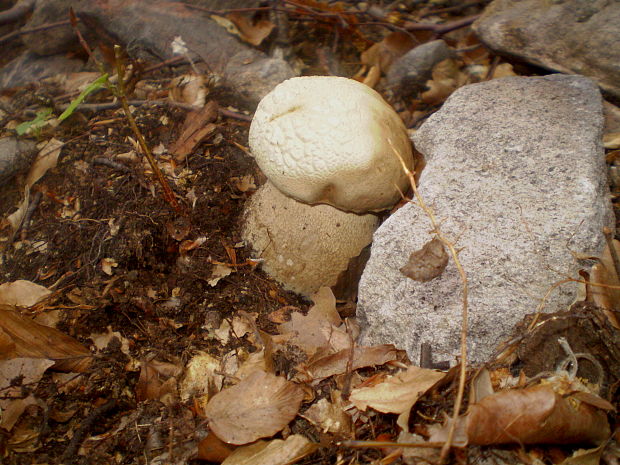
357,75,613,365
224,50,297,109
0,137,37,186
473,0,620,98
0,51,84,89
385,40,454,98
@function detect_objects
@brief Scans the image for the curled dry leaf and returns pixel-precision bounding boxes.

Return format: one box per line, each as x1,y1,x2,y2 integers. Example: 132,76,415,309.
227,12,275,47
295,344,406,383
0,359,53,431
589,238,620,328
421,59,467,105
170,100,218,162
429,384,611,446
278,287,347,357
169,73,208,107
0,280,51,307
361,31,416,73
350,366,445,430
221,434,317,465
0,305,91,372
204,370,304,445
300,394,352,435
8,138,63,231
400,237,448,282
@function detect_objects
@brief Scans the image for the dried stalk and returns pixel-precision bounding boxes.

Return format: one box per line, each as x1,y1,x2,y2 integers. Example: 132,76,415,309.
114,45,182,214
389,140,468,464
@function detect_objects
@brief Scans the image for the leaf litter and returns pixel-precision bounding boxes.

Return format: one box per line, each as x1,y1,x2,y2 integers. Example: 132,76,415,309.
0,1,618,463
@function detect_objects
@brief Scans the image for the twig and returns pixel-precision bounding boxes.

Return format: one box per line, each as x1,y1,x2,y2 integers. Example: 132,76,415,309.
0,0,35,25
56,99,252,121
0,19,74,46
421,1,487,18
114,45,183,214
388,140,468,464
60,399,116,461
19,191,42,240
92,157,133,174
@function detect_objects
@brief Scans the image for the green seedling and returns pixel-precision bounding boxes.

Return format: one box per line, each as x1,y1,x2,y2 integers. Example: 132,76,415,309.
16,73,108,136
58,73,108,122
16,108,53,136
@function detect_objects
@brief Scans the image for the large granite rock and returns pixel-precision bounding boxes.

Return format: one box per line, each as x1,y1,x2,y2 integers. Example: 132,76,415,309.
473,0,620,98
357,75,613,365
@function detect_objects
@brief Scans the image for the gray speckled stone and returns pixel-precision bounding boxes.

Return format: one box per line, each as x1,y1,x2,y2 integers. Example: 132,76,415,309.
473,0,620,98
0,137,37,186
357,75,613,365
385,40,454,98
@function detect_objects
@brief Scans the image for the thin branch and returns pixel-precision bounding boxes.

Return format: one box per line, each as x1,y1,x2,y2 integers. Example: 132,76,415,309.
0,0,35,25
114,45,183,214
389,139,468,464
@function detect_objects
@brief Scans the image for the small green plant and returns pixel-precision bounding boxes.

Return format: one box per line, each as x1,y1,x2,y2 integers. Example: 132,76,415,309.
16,73,108,136
16,108,53,136
58,73,108,122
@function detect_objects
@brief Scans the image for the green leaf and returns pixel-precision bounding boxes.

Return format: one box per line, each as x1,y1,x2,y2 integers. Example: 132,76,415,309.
58,73,109,122
16,108,53,136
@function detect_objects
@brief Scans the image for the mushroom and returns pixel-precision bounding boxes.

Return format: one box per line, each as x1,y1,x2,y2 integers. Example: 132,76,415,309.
242,181,379,296
249,76,414,213
242,76,414,296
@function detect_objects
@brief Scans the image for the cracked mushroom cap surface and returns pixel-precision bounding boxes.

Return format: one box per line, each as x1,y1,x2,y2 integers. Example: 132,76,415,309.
242,181,379,296
249,76,414,213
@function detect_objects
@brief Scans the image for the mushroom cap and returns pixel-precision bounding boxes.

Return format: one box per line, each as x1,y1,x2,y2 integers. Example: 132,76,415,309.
242,181,379,296
249,76,414,213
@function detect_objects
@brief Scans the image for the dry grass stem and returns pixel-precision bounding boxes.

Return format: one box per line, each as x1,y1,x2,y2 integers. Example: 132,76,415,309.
388,139,469,463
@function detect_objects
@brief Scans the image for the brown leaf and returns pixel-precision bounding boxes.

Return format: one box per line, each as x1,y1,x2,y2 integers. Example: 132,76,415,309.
400,237,448,282
278,288,347,357
227,12,275,47
589,239,620,329
0,305,91,372
299,394,352,435
135,359,182,405
0,280,51,307
197,432,237,462
296,345,405,383
170,100,219,162
429,384,611,446
204,370,304,445
220,434,317,465
350,365,445,430
361,31,416,73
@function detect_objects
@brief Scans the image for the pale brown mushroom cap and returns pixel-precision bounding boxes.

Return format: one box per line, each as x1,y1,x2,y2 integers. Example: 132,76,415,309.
249,76,414,213
242,182,379,296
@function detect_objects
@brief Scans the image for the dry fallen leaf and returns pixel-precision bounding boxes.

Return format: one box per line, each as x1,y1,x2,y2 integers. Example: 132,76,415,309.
0,305,91,372
227,12,275,47
429,384,611,446
169,73,208,107
296,344,405,383
204,370,304,445
209,264,233,287
361,31,416,73
421,59,467,105
350,365,445,430
135,359,182,406
221,434,317,465
170,100,218,162
589,239,620,328
8,138,63,231
197,432,237,462
0,280,51,307
400,237,449,282
278,287,349,357
179,352,223,402
300,394,352,435
0,359,53,430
